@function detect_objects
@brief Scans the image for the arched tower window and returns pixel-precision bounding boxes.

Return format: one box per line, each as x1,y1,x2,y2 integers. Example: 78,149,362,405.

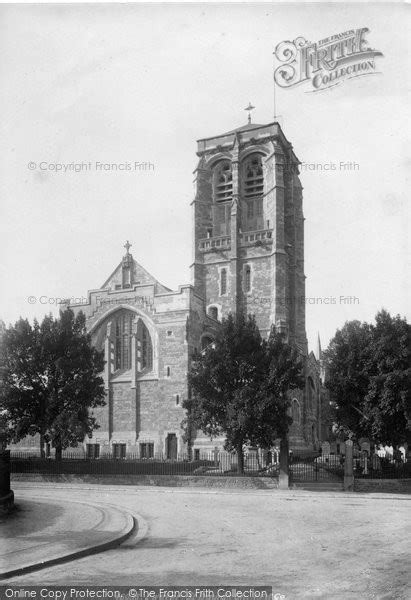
212,160,232,237
220,269,227,295
213,160,232,202
241,154,264,231
242,154,264,198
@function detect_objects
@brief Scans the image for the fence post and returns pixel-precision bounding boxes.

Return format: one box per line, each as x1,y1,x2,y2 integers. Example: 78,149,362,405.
344,439,354,491
213,446,219,468
279,438,289,489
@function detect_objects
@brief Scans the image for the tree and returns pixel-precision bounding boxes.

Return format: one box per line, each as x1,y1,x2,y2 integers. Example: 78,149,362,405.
0,309,105,458
184,313,304,473
324,310,411,446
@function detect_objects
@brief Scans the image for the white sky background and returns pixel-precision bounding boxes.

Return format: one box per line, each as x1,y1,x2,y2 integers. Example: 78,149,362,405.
0,2,409,352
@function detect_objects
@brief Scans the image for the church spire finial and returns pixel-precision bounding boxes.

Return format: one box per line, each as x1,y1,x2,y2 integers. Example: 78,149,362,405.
244,102,255,124
124,240,132,255
316,332,322,360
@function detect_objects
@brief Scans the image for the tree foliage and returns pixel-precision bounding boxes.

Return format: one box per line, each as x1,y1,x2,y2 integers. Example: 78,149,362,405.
184,313,304,472
324,310,411,446
0,309,105,458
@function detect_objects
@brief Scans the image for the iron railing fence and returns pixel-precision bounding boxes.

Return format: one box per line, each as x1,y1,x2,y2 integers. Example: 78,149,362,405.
10,451,279,478
290,453,411,481
13,450,408,480
354,457,411,480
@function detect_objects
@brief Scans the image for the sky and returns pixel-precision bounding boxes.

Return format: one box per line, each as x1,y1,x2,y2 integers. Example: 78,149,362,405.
0,2,409,352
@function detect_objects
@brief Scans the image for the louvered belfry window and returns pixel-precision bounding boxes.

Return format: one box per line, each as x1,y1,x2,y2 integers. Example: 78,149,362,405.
213,160,233,202
243,154,264,198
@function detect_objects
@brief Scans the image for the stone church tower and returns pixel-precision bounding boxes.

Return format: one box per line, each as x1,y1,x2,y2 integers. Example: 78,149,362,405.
191,121,308,354
191,120,322,451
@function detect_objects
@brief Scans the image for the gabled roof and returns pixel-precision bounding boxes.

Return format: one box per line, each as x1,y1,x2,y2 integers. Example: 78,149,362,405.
101,255,171,293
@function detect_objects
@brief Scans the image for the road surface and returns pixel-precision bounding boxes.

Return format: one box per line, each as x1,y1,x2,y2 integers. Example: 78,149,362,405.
4,483,410,600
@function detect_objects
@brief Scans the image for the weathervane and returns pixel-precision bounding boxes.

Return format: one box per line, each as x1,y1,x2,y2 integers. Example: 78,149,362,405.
244,102,255,124
124,240,132,255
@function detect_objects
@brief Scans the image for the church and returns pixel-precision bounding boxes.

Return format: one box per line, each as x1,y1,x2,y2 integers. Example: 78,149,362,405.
15,118,324,458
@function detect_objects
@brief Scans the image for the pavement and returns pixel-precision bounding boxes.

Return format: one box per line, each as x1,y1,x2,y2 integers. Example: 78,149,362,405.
0,491,137,580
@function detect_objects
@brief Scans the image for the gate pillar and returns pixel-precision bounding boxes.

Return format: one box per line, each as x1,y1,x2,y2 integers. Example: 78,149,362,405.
279,438,289,489
344,439,354,491
0,450,14,512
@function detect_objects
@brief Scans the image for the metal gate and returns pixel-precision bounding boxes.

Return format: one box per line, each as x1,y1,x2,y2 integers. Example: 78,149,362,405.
290,452,344,483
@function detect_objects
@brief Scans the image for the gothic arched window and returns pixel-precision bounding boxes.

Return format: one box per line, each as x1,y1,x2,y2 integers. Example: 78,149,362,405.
213,160,233,202
212,160,232,236
292,399,300,425
109,310,153,373
141,325,151,369
242,154,264,199
242,154,264,231
308,377,315,412
115,313,133,370
137,319,153,372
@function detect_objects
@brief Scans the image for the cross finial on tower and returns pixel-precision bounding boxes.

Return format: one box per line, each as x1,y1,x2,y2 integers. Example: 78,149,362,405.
244,102,255,124
124,240,132,255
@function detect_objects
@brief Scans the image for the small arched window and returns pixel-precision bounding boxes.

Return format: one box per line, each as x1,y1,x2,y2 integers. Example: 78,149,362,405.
208,306,218,320
213,160,233,202
220,269,227,295
242,154,264,198
244,266,251,293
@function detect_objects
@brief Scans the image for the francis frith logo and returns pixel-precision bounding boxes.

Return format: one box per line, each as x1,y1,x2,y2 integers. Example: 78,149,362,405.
274,27,383,92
